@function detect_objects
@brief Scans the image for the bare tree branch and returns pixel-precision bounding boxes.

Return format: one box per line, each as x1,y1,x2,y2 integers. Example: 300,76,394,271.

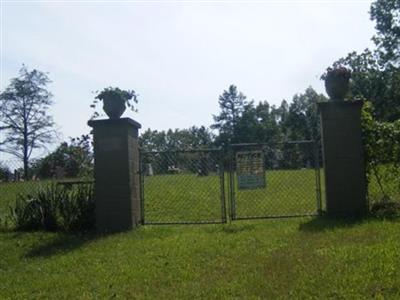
0,65,56,178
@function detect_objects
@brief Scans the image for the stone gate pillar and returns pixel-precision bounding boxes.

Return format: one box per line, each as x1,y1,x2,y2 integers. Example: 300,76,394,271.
318,101,367,216
88,118,141,232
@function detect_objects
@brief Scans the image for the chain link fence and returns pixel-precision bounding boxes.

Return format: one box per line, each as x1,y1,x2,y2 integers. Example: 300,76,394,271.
367,162,400,207
6,136,399,226
140,149,226,224
0,159,93,219
229,141,322,220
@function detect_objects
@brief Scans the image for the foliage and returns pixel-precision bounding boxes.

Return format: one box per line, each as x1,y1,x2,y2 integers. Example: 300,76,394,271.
370,0,400,64
0,162,12,181
233,100,284,144
140,126,214,152
58,183,95,231
31,135,93,179
91,87,138,118
321,66,352,81
140,86,326,171
9,183,94,232
211,85,248,146
11,184,62,231
361,101,400,203
329,50,400,121
0,65,56,178
120,125,218,177
210,85,326,146
284,87,326,141
326,1,400,121
370,201,400,219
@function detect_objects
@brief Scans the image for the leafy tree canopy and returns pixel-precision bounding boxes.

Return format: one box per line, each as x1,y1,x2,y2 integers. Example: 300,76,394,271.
370,0,400,65
327,0,400,121
31,135,93,179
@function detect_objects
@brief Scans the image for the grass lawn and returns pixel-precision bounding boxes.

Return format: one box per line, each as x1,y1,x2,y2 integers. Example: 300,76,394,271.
0,169,322,222
1,168,396,223
144,168,322,224
0,181,47,216
1,217,400,299
1,169,400,298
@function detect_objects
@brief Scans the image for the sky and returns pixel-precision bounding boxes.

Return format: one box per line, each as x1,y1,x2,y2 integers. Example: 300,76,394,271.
1,0,375,156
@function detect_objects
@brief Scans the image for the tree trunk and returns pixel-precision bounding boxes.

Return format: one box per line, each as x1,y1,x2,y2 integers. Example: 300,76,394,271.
23,121,29,179
23,154,28,179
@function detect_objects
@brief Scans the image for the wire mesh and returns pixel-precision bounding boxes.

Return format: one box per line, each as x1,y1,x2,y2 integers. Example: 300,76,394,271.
367,164,400,206
140,149,226,224
0,159,93,218
229,141,322,220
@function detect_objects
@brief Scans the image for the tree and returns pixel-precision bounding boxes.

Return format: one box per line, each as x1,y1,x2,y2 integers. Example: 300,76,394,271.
31,135,93,179
187,126,214,148
284,87,327,141
325,0,400,122
0,162,12,182
370,0,400,65
329,50,400,121
0,66,56,178
139,126,214,152
211,85,247,145
233,100,284,145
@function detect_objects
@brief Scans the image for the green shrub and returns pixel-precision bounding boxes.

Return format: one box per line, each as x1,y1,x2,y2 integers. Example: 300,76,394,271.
12,195,44,231
58,184,94,231
9,183,94,232
0,213,11,231
362,101,400,205
370,200,400,219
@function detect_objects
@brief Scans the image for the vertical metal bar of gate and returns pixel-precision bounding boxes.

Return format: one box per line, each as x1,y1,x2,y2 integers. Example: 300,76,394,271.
219,149,227,223
139,150,145,225
228,141,321,220
229,147,236,220
314,140,323,215
140,148,228,225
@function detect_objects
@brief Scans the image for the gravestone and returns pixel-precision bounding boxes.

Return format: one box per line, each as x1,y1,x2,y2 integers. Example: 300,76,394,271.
145,163,154,176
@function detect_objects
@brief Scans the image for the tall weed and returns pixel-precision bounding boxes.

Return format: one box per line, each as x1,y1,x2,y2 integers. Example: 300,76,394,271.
10,182,94,232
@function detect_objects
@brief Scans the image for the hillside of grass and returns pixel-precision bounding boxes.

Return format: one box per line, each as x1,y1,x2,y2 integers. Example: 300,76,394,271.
1,217,400,299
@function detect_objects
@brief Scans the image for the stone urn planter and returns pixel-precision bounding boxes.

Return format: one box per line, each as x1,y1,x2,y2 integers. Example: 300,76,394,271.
102,94,126,119
324,67,351,101
94,87,138,119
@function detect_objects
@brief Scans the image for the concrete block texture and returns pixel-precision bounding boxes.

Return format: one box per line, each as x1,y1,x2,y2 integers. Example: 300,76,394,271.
88,118,142,232
318,101,367,216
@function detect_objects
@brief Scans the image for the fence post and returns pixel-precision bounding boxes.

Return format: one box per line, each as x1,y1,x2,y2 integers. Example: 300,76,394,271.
318,100,367,216
88,118,142,232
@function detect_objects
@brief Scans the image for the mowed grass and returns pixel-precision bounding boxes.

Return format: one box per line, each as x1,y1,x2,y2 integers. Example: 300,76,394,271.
234,169,320,218
0,181,48,216
1,170,400,298
143,168,322,223
1,167,394,223
143,173,225,223
1,218,400,298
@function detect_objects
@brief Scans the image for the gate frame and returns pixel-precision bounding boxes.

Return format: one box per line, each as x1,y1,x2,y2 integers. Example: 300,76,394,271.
228,140,323,220
139,148,227,225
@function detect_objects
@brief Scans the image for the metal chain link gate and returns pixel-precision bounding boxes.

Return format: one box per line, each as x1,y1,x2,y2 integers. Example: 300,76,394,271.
139,141,322,225
139,148,227,224
228,140,322,220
